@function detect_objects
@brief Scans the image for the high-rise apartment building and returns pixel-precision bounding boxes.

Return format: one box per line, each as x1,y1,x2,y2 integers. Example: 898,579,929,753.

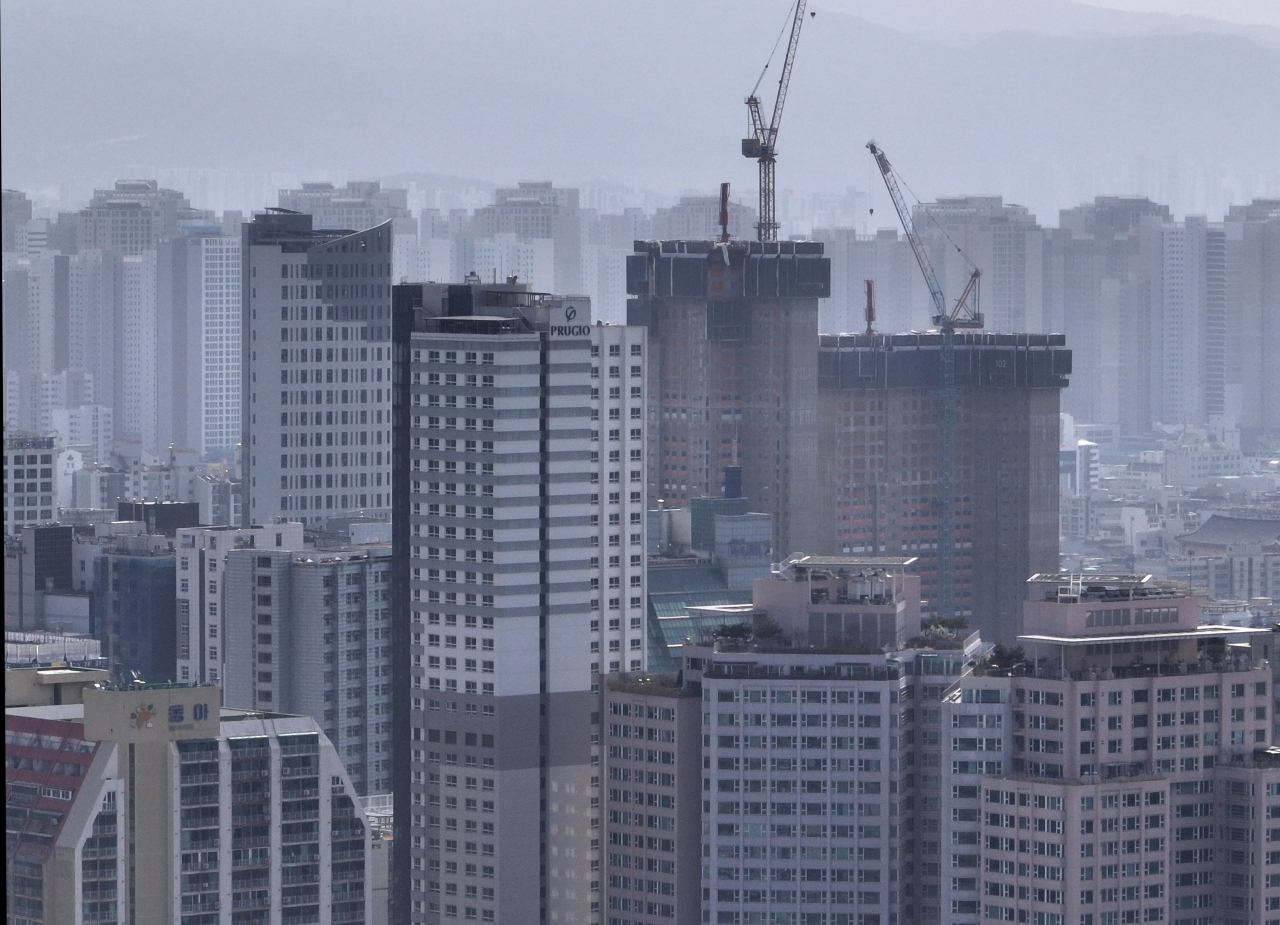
76,179,213,255
941,573,1278,925
277,181,411,233
156,231,243,458
470,182,583,295
681,554,979,925
1225,199,1280,450
241,211,393,527
816,331,1070,641
174,523,306,685
913,196,1044,335
120,250,158,449
3,187,34,252
5,678,372,925
811,227,923,336
220,543,394,796
277,180,416,286
391,280,648,924
649,196,756,244
626,238,831,559
600,674,702,925
1147,214,1226,430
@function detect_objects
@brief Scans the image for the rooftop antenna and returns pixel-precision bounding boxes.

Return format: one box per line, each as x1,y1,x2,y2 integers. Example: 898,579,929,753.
718,182,732,243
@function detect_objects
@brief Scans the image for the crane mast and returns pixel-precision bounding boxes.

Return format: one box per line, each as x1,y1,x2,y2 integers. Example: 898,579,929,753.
742,0,810,242
866,141,982,621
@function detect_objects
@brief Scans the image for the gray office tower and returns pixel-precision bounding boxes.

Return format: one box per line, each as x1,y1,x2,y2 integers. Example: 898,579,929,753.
392,281,649,924
626,239,830,559
241,211,394,526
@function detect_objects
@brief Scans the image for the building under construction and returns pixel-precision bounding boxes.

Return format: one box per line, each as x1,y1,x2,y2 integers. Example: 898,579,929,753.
627,238,831,560
817,330,1071,642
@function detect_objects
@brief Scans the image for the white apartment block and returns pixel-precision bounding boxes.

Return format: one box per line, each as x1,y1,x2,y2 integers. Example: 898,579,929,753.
392,281,647,925
121,251,158,450
221,543,394,796
50,403,113,463
174,523,305,685
199,234,242,456
697,651,909,925
242,212,393,528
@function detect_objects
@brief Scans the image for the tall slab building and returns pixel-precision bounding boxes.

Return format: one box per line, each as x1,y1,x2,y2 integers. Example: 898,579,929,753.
816,332,1070,642
241,211,393,526
625,239,831,559
391,281,648,924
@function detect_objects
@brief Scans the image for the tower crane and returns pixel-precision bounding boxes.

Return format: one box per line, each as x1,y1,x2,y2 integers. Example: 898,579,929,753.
867,140,982,621
742,0,813,243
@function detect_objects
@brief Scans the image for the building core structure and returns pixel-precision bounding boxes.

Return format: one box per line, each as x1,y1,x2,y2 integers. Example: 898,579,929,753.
626,238,830,560
817,331,1070,642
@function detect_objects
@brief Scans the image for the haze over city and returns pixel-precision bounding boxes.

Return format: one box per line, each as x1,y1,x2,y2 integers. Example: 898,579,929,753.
3,0,1278,224
5,3,1280,925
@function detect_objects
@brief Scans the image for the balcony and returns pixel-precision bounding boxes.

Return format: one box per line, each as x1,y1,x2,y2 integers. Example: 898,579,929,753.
231,835,271,849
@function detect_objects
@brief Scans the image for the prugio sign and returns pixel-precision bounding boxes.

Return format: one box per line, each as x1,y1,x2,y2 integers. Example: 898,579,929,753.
550,303,592,336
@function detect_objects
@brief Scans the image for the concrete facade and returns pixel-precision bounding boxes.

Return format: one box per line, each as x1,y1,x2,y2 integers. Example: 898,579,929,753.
626,238,830,560
392,281,648,924
5,680,371,925
241,211,393,527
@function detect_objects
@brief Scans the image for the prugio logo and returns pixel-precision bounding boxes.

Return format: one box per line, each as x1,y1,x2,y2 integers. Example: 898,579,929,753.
551,305,590,336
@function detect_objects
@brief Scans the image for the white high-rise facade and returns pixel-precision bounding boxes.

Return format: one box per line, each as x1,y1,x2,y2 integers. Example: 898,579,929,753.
174,523,305,685
121,250,158,449
242,211,393,527
392,281,647,925
198,234,243,456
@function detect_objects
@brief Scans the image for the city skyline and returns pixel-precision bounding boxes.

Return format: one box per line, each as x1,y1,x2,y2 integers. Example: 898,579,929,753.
3,0,1278,226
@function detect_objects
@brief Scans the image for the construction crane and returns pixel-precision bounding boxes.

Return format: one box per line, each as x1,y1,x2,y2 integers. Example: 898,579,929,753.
866,140,982,621
742,0,813,242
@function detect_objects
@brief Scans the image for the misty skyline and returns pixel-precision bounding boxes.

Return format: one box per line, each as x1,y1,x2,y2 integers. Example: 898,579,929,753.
3,0,1278,229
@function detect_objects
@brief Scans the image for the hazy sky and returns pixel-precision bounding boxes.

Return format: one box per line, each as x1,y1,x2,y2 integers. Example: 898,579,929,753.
3,0,1277,224
1079,0,1280,26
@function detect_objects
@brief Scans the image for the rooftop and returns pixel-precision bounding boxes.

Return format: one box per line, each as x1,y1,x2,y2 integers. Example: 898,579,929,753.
1178,514,1280,548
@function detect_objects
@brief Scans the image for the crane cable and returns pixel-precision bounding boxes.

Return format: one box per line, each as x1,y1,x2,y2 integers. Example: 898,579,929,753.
891,160,980,275
751,0,802,99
